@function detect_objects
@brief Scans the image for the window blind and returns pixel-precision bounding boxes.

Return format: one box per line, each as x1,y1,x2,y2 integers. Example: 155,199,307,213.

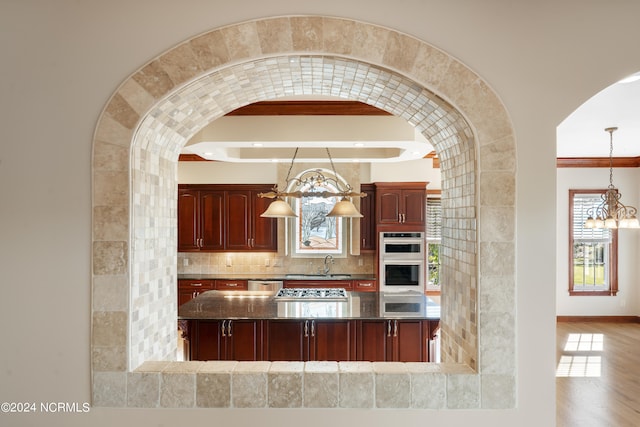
427,197,442,240
572,193,611,241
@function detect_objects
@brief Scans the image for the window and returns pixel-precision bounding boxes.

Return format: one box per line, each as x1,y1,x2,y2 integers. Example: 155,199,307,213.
427,197,442,290
569,190,618,296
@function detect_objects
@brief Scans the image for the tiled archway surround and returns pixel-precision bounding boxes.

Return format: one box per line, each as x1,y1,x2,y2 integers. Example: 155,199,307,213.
92,16,515,409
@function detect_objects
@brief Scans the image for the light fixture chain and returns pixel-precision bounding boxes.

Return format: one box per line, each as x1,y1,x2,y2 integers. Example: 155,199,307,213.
284,147,299,183
608,128,614,189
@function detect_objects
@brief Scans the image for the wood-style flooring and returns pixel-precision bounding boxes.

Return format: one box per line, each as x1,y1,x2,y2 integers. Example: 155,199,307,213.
556,321,640,427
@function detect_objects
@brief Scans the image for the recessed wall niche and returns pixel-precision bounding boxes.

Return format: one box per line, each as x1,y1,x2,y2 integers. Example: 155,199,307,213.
91,16,516,409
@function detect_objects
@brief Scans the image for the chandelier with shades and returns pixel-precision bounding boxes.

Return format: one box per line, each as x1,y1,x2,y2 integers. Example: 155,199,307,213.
258,147,365,218
584,127,639,229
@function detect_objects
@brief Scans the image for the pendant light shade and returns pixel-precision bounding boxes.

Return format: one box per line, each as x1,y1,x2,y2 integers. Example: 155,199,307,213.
260,197,297,217
326,197,363,217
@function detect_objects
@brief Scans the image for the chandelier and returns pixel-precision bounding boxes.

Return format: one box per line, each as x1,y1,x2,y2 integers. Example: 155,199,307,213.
584,127,639,229
258,147,365,218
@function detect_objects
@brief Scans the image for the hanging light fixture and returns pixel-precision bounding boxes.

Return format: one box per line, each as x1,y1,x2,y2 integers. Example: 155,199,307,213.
584,127,639,229
258,147,365,218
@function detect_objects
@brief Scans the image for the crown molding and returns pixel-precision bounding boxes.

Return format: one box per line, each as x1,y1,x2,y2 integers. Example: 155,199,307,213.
557,157,640,168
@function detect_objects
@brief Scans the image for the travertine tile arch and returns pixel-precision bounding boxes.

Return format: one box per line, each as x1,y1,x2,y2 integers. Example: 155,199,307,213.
92,16,516,409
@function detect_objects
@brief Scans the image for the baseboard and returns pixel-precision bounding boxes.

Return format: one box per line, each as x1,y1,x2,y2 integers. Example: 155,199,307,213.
557,315,640,323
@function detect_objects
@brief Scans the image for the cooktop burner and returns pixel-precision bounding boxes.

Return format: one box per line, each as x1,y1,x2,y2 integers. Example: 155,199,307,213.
274,288,348,301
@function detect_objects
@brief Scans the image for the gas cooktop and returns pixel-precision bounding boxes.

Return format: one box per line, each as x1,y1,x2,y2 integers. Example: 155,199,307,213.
274,288,348,301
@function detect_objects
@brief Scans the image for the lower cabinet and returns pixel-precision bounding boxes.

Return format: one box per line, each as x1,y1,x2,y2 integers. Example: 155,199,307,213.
264,320,354,361
188,319,262,361
185,318,438,362
355,319,431,362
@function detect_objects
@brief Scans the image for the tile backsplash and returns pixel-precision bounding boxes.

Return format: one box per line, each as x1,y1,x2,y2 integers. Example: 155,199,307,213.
177,251,376,276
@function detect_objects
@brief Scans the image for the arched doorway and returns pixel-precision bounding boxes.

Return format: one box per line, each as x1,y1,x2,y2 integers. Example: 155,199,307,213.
91,16,516,409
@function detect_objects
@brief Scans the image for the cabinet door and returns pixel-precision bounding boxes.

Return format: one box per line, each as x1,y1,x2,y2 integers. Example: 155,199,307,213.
402,189,426,226
251,190,278,250
392,320,426,362
225,190,251,250
359,184,376,251
264,320,307,361
377,189,402,224
191,321,224,361
355,320,388,361
225,320,262,361
177,189,200,251
200,190,225,251
310,320,354,361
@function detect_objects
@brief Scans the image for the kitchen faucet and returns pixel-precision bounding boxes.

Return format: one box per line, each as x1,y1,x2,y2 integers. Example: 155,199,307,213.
323,254,334,275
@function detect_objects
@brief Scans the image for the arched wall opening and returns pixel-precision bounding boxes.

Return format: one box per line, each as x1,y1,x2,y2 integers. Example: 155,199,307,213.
91,16,516,409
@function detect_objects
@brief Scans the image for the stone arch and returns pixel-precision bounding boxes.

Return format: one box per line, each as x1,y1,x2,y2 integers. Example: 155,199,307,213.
92,16,516,409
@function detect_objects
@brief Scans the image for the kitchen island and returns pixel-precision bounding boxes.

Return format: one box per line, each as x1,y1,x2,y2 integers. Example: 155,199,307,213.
178,290,440,363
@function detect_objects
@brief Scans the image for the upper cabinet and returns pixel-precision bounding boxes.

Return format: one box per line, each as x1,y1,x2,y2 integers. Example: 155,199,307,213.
177,188,224,251
375,182,427,231
359,184,376,252
178,184,277,252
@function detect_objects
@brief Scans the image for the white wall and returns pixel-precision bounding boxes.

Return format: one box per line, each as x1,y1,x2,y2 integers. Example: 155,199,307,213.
5,0,640,425
556,167,640,316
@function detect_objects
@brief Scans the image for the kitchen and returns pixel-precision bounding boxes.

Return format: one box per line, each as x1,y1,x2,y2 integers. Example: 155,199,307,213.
176,102,442,362
88,18,512,414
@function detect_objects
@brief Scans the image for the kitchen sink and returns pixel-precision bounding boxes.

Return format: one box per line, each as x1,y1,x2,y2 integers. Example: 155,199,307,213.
284,273,352,280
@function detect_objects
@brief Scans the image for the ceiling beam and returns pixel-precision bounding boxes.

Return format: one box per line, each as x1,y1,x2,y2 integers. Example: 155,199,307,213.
225,101,392,116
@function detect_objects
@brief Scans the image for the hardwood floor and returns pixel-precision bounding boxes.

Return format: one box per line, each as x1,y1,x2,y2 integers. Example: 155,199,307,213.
556,321,640,427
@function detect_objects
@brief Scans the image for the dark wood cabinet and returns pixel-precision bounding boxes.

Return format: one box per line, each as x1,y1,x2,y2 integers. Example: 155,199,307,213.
353,279,378,292
283,280,353,290
359,184,376,252
355,319,430,362
185,316,439,362
264,319,354,361
178,279,215,306
375,182,427,230
310,320,354,361
177,184,277,252
225,187,278,251
215,279,248,291
177,189,224,251
188,319,262,361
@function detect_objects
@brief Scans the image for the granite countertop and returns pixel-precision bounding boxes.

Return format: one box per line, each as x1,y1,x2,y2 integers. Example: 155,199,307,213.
178,290,440,320
177,273,376,281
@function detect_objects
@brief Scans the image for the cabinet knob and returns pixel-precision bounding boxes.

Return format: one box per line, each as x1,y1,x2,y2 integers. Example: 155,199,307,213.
227,319,232,337
393,320,398,337
304,320,309,337
387,320,392,337
310,320,315,337
221,320,227,337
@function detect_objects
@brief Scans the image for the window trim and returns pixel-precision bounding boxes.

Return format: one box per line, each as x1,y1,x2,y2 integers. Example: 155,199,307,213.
568,189,618,296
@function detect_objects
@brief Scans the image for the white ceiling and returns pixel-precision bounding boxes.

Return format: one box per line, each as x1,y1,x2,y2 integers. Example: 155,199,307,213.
184,115,433,163
557,72,640,158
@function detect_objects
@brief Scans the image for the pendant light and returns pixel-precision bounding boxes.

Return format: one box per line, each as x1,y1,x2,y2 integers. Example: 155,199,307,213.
584,127,639,229
258,147,365,218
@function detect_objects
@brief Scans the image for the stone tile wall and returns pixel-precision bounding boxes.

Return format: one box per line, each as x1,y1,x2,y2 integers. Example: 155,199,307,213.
91,16,516,409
